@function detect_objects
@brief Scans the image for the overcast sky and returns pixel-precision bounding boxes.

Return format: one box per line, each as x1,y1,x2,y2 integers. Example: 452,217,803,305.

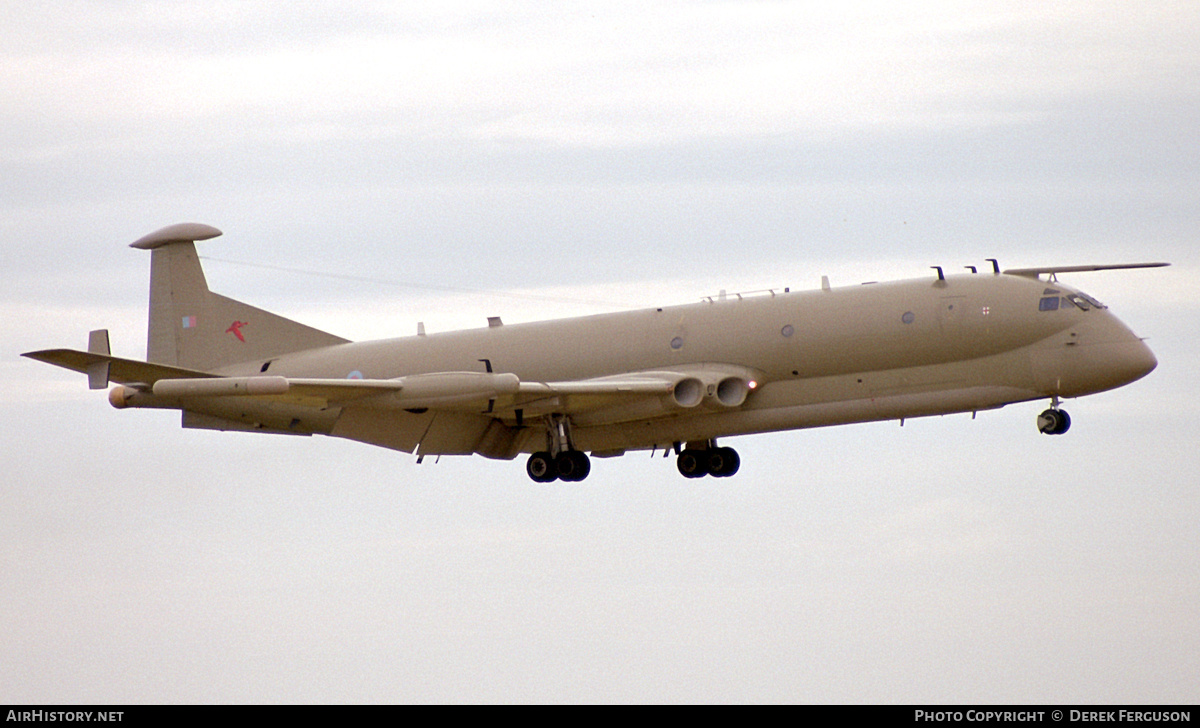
3,1,1198,703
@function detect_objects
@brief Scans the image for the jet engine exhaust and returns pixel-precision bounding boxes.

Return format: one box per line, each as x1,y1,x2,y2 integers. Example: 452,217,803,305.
673,377,704,407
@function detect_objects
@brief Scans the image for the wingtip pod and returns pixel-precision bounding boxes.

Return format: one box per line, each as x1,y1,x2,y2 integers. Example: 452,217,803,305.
129,223,222,250
108,385,133,409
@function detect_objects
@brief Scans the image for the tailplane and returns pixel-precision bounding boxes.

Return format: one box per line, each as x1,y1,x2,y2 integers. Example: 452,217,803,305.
132,223,349,371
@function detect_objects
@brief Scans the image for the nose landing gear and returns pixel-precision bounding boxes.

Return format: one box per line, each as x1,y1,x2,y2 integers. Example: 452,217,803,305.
1038,398,1072,435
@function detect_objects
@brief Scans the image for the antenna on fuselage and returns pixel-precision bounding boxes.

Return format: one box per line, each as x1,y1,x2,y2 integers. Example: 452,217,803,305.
931,266,945,281
965,265,977,273
986,258,1000,274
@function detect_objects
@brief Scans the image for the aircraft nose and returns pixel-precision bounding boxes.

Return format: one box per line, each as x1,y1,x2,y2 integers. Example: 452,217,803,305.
1123,337,1158,382
1097,336,1158,391
1037,328,1160,397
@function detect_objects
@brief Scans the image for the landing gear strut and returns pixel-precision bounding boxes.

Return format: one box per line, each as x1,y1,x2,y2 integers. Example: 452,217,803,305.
676,442,740,479
1037,398,1071,435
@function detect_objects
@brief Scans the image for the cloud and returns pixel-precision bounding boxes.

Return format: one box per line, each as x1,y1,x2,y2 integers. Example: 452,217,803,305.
7,1,1196,161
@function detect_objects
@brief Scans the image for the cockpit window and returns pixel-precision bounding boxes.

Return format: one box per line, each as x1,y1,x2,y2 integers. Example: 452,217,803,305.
1039,289,1105,313
1062,292,1107,311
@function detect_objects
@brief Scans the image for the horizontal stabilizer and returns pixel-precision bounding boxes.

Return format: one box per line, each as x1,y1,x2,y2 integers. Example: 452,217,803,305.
22,349,214,385
1003,262,1169,278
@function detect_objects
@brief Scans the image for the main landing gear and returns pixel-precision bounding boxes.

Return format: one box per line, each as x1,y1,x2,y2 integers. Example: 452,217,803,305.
526,414,592,482
676,442,740,479
1037,397,1072,435
526,450,591,482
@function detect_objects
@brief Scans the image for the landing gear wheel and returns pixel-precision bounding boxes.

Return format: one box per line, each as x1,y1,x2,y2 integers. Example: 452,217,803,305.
708,447,740,478
574,451,592,481
526,451,557,482
677,449,708,478
556,450,591,482
1037,408,1071,435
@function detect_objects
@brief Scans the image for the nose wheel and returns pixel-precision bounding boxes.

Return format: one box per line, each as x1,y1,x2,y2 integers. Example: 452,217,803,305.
1037,406,1071,435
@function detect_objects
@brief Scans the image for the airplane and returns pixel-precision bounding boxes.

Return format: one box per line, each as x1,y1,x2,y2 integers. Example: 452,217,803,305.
23,222,1167,482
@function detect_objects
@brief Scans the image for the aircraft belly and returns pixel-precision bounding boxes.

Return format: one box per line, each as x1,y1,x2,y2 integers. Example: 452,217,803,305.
573,383,1039,453
570,347,1045,453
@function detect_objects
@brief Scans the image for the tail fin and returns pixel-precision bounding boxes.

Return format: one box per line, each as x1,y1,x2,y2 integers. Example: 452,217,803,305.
132,223,350,371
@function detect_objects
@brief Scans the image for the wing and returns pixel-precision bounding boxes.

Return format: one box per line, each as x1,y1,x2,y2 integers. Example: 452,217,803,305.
1003,262,1169,278
140,370,680,411
28,343,760,457
107,364,755,423
23,344,712,415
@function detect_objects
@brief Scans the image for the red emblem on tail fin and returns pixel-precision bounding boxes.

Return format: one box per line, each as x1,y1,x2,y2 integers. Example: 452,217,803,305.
225,321,248,342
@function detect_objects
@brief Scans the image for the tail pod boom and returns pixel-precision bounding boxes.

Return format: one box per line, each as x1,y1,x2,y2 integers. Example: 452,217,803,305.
131,223,349,371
